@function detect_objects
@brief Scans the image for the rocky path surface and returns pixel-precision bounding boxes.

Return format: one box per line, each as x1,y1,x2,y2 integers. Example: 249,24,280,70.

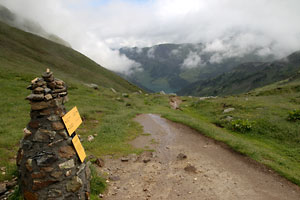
101,114,300,200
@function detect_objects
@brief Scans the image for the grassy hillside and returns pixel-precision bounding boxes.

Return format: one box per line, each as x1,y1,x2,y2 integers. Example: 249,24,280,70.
0,4,71,47
120,43,274,93
0,20,143,198
170,74,300,185
179,51,300,96
1,19,300,199
0,20,139,93
2,64,300,199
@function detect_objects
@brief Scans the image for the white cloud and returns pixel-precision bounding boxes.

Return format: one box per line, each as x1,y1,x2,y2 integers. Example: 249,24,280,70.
170,49,180,56
147,47,156,59
1,0,300,72
182,51,205,69
204,39,226,52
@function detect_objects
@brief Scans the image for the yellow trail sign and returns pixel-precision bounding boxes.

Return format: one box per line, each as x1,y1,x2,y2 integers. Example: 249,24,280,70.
72,134,86,163
62,106,82,136
62,106,86,162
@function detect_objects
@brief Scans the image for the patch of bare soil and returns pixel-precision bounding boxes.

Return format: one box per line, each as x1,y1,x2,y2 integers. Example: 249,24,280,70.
100,114,300,200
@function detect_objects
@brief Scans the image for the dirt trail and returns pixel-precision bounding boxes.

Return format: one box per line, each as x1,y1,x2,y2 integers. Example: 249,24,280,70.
102,114,300,200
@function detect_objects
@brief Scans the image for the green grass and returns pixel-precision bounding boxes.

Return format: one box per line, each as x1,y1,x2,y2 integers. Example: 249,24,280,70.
0,21,139,93
0,68,171,199
2,67,300,198
90,165,106,200
1,19,300,199
165,79,300,185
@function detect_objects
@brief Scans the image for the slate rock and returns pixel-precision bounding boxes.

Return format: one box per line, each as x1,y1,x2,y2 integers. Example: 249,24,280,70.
177,153,187,160
50,171,63,179
24,190,38,200
32,129,50,142
31,171,46,179
111,88,117,93
42,71,53,78
33,87,44,94
30,101,50,110
44,94,53,101
184,164,197,173
59,159,75,169
52,122,64,130
32,179,57,191
26,94,45,101
121,157,129,162
95,158,105,168
87,135,94,142
223,108,235,113
143,158,151,163
47,114,60,122
225,116,233,121
36,154,57,167
58,130,68,139
48,189,62,198
44,88,52,94
59,146,75,159
109,175,120,181
66,176,83,192
28,120,40,129
0,183,7,194
25,159,33,171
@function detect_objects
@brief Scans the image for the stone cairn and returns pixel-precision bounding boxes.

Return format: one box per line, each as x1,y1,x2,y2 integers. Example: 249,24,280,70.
16,69,90,200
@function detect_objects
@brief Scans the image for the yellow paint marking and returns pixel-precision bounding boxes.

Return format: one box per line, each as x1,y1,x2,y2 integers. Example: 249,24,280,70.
62,106,82,136
72,134,86,162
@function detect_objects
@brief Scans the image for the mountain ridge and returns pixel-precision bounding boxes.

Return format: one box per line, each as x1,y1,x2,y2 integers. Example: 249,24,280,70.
0,20,140,92
120,43,276,93
178,51,300,96
0,4,71,47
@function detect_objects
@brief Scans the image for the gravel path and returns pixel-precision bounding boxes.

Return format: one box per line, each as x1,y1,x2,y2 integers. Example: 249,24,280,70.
101,114,300,200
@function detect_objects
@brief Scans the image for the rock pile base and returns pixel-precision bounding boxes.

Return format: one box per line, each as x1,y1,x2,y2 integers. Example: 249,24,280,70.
17,69,90,199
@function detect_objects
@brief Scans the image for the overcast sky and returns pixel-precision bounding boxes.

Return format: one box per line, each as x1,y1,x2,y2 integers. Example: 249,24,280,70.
1,0,300,73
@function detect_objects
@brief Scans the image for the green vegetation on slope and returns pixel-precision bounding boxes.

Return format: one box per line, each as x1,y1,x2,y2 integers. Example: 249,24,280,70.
170,75,300,185
1,19,300,199
0,67,172,200
1,64,300,199
120,43,275,93
0,4,71,47
179,51,300,96
0,21,139,93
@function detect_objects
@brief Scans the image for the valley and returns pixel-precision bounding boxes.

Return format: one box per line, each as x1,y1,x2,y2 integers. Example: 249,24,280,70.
0,4,300,200
119,43,276,94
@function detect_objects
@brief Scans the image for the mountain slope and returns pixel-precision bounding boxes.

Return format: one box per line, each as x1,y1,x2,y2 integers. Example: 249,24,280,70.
0,20,140,92
120,43,275,93
0,19,142,187
178,51,300,96
0,4,71,47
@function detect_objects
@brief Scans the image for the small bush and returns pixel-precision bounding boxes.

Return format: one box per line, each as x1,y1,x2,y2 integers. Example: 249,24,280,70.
8,185,22,200
287,109,300,121
90,165,106,196
230,119,254,133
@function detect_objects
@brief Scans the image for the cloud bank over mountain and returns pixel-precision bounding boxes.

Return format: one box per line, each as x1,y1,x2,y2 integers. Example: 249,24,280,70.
1,0,300,72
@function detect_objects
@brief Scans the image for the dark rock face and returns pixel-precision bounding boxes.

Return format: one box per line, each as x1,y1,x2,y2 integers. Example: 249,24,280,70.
17,69,90,199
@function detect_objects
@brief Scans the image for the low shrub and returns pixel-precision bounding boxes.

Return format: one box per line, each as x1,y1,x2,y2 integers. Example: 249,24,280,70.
230,119,254,133
287,109,300,121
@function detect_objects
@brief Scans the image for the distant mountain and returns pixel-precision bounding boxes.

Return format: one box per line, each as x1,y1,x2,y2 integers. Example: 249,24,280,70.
120,43,275,93
0,4,71,47
178,51,300,96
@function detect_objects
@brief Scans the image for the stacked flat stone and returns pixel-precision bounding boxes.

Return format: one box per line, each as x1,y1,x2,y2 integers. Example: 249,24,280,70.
17,69,90,200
